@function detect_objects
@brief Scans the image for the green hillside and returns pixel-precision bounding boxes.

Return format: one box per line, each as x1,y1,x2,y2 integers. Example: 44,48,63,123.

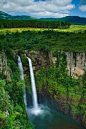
39,16,86,24
0,11,86,24
0,11,37,20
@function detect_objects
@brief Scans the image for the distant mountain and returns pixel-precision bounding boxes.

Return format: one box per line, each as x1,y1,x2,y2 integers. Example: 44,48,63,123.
39,16,86,24
0,11,86,24
0,11,38,20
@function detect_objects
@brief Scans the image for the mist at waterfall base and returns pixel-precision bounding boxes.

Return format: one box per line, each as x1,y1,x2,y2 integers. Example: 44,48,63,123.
18,56,85,129
26,105,85,129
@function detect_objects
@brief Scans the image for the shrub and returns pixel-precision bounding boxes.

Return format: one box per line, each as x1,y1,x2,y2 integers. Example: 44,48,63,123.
22,57,28,65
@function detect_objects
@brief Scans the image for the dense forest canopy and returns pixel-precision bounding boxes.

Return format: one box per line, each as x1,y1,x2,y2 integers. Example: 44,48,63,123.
0,30,86,52
0,19,70,29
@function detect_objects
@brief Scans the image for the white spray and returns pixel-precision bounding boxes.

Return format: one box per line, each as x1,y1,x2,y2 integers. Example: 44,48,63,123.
27,57,43,115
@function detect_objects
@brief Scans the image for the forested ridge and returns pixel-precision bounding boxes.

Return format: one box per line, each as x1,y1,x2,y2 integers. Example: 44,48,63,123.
0,19,70,29
0,11,86,24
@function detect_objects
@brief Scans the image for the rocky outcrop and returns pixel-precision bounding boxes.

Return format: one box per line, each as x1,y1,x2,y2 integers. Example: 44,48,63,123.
38,89,86,128
12,50,50,71
0,50,11,81
12,50,86,128
12,50,86,78
66,52,85,78
50,51,86,78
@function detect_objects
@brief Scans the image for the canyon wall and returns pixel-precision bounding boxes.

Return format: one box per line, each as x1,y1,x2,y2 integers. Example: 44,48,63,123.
13,50,86,78
2,50,86,81
11,50,86,128
0,50,11,81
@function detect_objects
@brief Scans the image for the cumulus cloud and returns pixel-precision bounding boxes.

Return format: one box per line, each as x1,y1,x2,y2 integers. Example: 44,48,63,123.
0,0,75,18
9,0,34,6
79,0,86,12
31,11,69,18
53,0,72,6
79,5,86,12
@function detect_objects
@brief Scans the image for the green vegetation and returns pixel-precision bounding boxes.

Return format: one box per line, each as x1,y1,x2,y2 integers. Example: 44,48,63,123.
0,11,86,24
0,49,35,129
0,19,70,29
0,11,37,20
0,25,86,34
35,51,86,121
0,29,86,52
39,16,86,24
0,24,86,127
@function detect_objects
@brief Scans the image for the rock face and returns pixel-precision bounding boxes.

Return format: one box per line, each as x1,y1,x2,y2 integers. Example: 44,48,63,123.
50,51,86,78
12,50,50,71
65,52,85,78
12,50,86,78
12,50,86,128
12,50,86,76
0,50,11,81
38,90,86,128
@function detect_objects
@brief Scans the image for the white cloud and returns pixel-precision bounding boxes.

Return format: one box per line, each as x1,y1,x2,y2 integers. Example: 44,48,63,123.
53,0,72,6
79,5,86,12
31,11,69,18
0,0,6,3
9,0,34,6
0,0,75,18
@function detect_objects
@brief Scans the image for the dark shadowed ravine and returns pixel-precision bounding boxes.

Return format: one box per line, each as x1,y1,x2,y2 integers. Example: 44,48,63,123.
26,57,85,129
26,105,85,129
18,55,85,129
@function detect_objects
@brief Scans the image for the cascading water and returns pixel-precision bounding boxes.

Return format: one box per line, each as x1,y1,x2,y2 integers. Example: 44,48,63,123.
26,56,85,129
27,57,42,115
17,55,27,106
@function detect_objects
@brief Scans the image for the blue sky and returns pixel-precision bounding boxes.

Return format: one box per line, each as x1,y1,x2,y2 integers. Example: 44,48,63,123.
0,0,86,18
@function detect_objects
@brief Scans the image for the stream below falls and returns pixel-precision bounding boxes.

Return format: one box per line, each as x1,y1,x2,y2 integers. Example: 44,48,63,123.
26,104,85,129
17,56,85,129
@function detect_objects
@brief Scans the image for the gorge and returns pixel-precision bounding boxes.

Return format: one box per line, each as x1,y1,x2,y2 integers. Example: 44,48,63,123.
0,25,86,129
10,52,85,129
0,49,86,128
17,54,85,129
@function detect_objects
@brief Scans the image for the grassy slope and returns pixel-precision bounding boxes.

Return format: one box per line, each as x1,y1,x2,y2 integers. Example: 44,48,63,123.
0,11,37,20
0,25,86,34
0,25,86,53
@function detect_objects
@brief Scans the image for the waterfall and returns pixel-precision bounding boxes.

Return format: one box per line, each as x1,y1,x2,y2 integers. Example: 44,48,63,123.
27,57,38,109
27,57,42,115
17,55,27,106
